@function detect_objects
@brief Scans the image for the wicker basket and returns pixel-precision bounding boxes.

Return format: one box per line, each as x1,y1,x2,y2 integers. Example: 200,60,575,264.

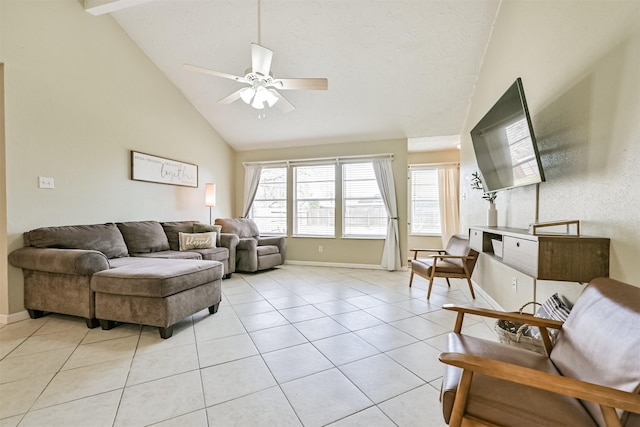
494,302,546,355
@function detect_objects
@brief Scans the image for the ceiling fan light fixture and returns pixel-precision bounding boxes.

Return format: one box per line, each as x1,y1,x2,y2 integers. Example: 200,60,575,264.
250,85,278,109
239,87,255,104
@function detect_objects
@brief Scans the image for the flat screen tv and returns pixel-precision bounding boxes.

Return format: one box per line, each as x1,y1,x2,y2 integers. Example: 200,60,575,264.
470,78,545,193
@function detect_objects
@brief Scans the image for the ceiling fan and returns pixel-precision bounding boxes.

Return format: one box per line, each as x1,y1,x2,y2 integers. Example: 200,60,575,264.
184,43,328,115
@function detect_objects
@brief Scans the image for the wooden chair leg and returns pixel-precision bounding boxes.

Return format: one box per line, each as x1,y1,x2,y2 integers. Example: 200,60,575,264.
427,278,434,299
446,278,451,288
409,270,414,287
466,277,476,299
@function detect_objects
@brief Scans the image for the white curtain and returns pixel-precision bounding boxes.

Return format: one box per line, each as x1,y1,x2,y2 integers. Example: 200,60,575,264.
372,158,401,271
242,165,263,218
438,165,460,247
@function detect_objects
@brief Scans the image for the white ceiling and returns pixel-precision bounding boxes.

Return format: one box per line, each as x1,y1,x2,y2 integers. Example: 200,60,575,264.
107,0,500,152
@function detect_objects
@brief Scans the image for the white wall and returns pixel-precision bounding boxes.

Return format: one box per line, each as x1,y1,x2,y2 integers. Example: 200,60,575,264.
460,0,640,305
1,0,235,316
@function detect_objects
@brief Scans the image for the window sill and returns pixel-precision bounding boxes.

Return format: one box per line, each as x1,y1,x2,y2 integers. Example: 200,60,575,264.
291,235,336,239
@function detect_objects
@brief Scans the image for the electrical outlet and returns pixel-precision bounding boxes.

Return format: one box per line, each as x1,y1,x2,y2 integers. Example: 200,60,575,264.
38,176,55,189
511,277,517,292
318,245,323,253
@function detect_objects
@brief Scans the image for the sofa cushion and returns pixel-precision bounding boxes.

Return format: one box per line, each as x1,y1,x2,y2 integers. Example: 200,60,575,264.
92,259,223,298
132,251,202,260
215,218,260,239
193,223,222,246
189,247,229,263
161,221,198,251
117,221,170,254
27,223,129,259
179,232,216,250
256,245,279,256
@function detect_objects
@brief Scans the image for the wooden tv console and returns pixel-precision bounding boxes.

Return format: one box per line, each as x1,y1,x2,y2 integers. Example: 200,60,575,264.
468,226,610,283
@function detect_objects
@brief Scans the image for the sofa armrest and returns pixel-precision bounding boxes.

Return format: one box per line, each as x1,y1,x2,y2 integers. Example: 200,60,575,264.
219,233,239,273
439,352,640,422
8,247,110,276
258,236,286,260
237,237,257,251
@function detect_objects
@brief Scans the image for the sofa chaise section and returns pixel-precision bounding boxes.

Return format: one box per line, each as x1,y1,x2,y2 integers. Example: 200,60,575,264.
92,258,222,338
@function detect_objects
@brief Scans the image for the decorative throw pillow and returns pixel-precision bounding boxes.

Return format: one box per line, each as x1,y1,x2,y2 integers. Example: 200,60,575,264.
193,223,222,246
530,293,572,340
178,232,216,251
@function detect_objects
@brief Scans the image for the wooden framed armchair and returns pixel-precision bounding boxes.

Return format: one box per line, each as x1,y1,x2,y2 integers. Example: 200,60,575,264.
438,277,640,427
409,234,478,299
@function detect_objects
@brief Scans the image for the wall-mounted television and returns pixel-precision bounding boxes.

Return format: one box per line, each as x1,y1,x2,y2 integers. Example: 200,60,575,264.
470,78,545,193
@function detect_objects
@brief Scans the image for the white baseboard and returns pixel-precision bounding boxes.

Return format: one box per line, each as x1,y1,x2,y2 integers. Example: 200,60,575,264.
285,260,388,270
0,310,30,325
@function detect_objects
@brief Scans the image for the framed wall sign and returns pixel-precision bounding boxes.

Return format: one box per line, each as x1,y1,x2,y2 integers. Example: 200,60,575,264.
131,151,198,188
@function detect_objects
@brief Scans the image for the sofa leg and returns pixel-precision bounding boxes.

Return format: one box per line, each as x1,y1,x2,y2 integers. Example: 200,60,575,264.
159,326,174,339
208,303,220,314
223,273,232,279
99,319,117,330
85,318,99,329
27,309,45,319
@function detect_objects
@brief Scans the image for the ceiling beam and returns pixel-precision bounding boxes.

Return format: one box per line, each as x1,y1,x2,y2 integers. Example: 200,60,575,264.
84,0,157,16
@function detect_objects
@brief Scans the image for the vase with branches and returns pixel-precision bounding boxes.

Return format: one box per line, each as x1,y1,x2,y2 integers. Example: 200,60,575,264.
470,172,497,204
470,172,498,226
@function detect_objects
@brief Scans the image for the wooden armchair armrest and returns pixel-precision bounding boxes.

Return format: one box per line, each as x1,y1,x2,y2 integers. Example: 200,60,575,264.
439,352,640,425
428,254,473,260
443,304,564,329
443,304,563,354
410,248,446,260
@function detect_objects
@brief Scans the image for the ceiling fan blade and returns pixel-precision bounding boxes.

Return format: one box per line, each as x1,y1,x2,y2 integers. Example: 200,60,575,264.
270,89,295,113
251,43,273,76
273,78,328,91
217,89,244,104
183,64,247,83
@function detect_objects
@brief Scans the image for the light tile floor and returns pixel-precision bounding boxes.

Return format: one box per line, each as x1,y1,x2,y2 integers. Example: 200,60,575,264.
0,265,497,427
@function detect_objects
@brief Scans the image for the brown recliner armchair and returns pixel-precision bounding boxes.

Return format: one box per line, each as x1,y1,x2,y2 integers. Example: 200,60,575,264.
214,218,285,273
409,234,478,299
439,277,640,426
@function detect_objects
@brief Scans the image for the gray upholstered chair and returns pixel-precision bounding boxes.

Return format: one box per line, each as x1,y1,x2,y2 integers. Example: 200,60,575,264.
214,218,285,272
409,234,478,299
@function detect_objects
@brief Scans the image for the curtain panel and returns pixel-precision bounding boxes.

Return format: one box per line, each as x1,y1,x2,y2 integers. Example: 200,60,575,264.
438,165,460,247
242,165,263,218
372,158,402,271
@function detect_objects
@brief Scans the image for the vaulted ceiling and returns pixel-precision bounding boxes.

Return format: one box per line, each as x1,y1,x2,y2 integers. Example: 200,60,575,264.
95,0,500,151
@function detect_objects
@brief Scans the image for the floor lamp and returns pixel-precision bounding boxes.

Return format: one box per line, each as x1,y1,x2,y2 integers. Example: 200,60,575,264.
205,183,216,225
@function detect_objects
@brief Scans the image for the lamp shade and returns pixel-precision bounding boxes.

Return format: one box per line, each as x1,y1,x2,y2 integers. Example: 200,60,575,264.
205,183,216,207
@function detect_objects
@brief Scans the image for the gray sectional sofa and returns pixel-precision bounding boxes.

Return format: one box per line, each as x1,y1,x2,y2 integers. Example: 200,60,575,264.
8,220,239,338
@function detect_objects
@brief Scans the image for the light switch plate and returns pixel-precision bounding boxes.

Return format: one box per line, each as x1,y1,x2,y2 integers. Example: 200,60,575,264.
38,176,54,189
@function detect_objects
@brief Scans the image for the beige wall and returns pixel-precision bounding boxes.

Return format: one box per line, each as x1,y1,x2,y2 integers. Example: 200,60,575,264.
1,1,235,317
407,149,460,252
235,139,408,267
460,0,640,307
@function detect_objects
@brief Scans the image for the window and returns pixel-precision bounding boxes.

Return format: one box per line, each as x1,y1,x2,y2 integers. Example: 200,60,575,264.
250,167,287,235
294,164,335,236
343,163,387,237
410,167,441,235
